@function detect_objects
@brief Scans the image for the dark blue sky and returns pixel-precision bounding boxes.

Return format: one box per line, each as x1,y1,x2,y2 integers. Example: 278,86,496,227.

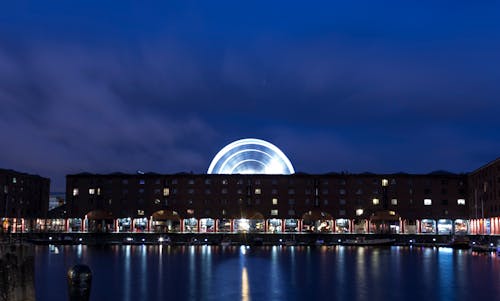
1,1,499,191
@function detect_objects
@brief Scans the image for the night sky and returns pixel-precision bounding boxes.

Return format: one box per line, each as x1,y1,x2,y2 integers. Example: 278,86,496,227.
1,1,499,191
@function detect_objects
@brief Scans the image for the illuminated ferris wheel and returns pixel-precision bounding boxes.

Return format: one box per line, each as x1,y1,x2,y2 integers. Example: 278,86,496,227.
207,138,295,175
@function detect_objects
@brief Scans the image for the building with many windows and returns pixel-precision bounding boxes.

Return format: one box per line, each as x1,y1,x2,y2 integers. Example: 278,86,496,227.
61,171,469,235
468,157,500,235
0,168,50,232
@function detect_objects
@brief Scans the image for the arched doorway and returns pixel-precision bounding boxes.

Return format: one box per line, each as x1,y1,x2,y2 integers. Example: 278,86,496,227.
302,211,333,233
151,210,181,233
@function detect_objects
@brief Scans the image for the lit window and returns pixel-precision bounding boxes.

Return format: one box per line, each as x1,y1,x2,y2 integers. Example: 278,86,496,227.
89,188,95,195
457,199,466,205
97,188,101,195
356,209,364,216
373,198,380,205
324,199,329,205
154,198,161,204
187,209,194,215
137,210,144,216
255,188,262,194
424,199,432,206
72,188,79,196
12,177,16,184
391,198,398,205
163,188,170,196
272,198,278,205
222,179,228,185
271,209,278,216
389,211,396,215
382,179,389,187
255,179,261,185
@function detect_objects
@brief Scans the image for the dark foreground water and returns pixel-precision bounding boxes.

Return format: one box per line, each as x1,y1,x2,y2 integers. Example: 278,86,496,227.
35,245,500,301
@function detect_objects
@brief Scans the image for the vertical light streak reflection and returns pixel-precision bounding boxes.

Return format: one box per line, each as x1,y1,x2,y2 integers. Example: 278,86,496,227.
157,245,164,300
355,247,367,299
241,267,250,301
188,246,197,299
140,245,147,298
123,245,131,301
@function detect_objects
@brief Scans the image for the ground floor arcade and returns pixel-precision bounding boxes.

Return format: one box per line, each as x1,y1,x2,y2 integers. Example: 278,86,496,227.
1,215,471,235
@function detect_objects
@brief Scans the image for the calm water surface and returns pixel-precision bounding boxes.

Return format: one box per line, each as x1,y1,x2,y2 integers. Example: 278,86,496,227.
35,245,500,301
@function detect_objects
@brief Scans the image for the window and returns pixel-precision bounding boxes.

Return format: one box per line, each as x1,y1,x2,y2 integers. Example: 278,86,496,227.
122,179,128,185
340,199,346,205
389,211,396,216
391,198,398,205
457,199,466,205
172,179,178,185
154,189,161,195
205,178,211,185
424,199,432,206
205,189,211,195
272,198,278,205
155,179,161,185
441,199,448,205
139,179,145,185
188,189,194,194
89,188,95,195
382,179,389,187
288,209,295,215
255,179,261,185
163,188,170,196
323,199,329,205
288,189,295,195
154,198,161,205
356,209,364,216
322,189,329,195
72,188,79,196
339,209,346,216
255,188,262,195
355,189,363,195
305,189,311,195
137,210,144,216
271,209,278,216
339,189,346,195
139,188,144,194
221,188,228,194
187,209,194,215
222,179,228,185
288,199,295,205
12,177,16,184
188,179,195,185
373,198,380,205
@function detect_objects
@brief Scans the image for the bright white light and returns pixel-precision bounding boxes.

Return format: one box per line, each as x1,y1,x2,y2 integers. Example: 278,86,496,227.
207,138,294,174
238,219,250,232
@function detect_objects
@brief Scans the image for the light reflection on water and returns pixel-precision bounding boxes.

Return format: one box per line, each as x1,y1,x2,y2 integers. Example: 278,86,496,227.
35,245,500,301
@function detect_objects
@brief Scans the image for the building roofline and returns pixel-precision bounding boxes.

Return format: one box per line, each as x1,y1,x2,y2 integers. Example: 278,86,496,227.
469,157,500,175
